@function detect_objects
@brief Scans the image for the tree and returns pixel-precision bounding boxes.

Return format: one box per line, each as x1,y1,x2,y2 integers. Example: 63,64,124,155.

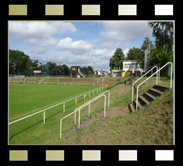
148,22,173,51
109,48,125,70
126,47,144,68
50,63,57,76
141,37,154,52
148,22,173,75
87,66,94,75
9,49,32,75
57,65,63,75
62,64,70,75
80,66,94,75
150,46,173,75
31,60,39,69
9,49,73,76
80,66,87,75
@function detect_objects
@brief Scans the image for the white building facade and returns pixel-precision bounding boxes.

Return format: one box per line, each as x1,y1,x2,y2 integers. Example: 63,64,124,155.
123,60,143,72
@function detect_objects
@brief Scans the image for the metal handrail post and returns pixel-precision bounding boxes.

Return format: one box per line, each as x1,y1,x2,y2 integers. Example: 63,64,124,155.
88,101,91,117
104,95,106,117
132,66,158,102
170,64,173,88
78,109,81,128
74,110,76,125
75,97,77,105
103,90,110,107
60,110,77,138
43,111,45,124
60,119,62,138
63,102,65,112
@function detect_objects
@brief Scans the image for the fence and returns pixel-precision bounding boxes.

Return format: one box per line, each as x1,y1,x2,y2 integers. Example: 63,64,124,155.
9,81,96,86
59,91,110,138
9,86,105,125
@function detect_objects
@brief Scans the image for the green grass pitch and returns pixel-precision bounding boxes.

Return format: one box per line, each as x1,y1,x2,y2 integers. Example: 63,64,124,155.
9,84,95,120
9,84,97,144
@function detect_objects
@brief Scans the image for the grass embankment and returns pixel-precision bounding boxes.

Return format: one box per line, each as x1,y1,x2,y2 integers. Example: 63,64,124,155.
61,88,173,145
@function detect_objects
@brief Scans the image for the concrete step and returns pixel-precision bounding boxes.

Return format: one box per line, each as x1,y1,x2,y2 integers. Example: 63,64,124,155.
129,103,135,112
153,85,170,92
139,96,149,106
143,92,156,102
148,88,163,97
128,84,169,113
133,100,142,109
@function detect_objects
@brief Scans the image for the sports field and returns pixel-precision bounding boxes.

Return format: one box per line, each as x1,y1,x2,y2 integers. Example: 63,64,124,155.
9,83,104,144
9,84,96,120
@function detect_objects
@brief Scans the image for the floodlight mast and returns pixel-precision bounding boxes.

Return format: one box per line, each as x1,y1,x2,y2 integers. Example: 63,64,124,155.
144,44,151,71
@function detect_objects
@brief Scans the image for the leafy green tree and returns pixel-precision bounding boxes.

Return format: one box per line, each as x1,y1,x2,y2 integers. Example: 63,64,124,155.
109,48,125,70
150,46,173,75
57,65,63,75
80,66,87,75
126,47,144,68
141,37,155,52
87,66,94,75
50,63,57,76
80,66,94,75
31,60,39,69
9,49,32,75
148,22,173,75
62,64,70,75
148,22,173,51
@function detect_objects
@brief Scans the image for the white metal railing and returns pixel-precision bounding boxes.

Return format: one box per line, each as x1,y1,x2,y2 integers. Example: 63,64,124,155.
9,81,96,86
102,77,106,86
132,66,158,102
76,94,106,129
135,62,173,111
9,86,105,125
59,91,110,138
103,90,110,107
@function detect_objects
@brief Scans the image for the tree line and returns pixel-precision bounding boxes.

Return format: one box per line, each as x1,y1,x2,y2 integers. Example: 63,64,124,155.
9,49,94,76
109,22,173,75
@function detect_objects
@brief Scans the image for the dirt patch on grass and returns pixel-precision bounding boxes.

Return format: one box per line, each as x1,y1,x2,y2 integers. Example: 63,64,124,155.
64,106,130,138
107,107,130,117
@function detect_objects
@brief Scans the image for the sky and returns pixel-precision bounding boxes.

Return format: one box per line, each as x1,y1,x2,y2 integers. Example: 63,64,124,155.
9,21,156,72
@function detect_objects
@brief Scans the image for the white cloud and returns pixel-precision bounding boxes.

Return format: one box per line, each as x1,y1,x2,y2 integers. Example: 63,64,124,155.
123,42,131,48
101,41,121,48
30,47,47,54
100,21,152,42
40,37,58,47
9,21,76,46
24,38,38,45
56,37,94,54
89,48,115,60
9,21,76,38
68,55,93,65
92,60,110,71
42,55,68,63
